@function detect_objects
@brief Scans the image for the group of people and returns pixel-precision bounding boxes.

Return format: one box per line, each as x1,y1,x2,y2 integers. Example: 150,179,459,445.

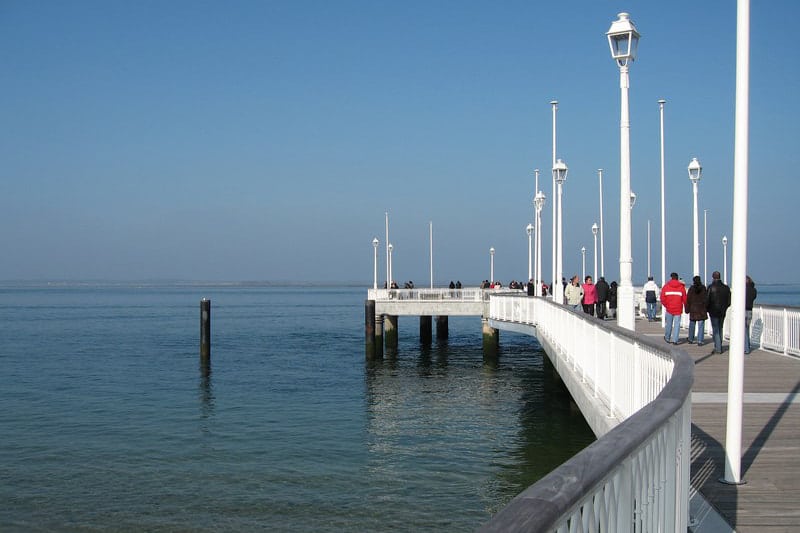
564,275,617,319
659,271,757,354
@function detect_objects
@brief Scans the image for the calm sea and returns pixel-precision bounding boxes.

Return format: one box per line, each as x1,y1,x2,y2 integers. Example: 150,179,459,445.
0,284,598,532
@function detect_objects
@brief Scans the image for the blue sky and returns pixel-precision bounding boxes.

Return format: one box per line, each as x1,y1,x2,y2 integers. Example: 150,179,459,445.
1,1,797,284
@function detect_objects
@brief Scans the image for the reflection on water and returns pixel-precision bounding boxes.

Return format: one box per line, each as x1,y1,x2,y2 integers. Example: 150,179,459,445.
364,331,595,521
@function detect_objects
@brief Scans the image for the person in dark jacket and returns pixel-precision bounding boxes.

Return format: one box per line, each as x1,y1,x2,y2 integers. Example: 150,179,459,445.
608,281,618,319
685,276,708,346
745,275,757,353
595,277,609,319
706,271,731,354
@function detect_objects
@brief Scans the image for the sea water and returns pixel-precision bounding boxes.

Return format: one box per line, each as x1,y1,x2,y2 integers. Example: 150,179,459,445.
0,284,596,532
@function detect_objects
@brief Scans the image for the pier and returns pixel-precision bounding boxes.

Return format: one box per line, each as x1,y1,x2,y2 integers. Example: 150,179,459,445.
366,288,800,531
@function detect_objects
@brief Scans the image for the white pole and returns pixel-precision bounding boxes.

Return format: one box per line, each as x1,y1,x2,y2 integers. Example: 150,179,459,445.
658,100,666,287
647,219,651,278
429,221,433,289
536,207,542,295
533,169,540,293
385,212,389,288
617,63,635,331
704,209,708,283
388,243,393,288
373,239,379,290
556,178,564,304
598,169,605,278
581,247,586,281
593,230,598,281
692,180,700,277
527,225,533,281
724,0,750,485
551,100,558,297
723,237,729,284
490,248,495,283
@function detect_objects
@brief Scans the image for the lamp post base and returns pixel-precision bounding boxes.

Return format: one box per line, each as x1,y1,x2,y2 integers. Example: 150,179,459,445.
616,284,636,331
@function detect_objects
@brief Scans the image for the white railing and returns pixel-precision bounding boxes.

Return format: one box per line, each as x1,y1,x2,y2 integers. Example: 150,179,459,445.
481,295,692,533
367,287,521,303
740,304,800,356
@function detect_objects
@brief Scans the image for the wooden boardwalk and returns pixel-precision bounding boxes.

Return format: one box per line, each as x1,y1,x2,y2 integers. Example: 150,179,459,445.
636,319,800,532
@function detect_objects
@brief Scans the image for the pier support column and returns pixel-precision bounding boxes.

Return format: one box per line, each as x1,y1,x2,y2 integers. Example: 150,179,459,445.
419,316,432,345
384,315,398,351
365,300,377,359
482,317,499,356
435,316,449,340
374,315,384,358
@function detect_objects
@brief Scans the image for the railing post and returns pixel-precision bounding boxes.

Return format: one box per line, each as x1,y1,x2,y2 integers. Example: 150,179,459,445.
633,342,641,410
784,308,789,355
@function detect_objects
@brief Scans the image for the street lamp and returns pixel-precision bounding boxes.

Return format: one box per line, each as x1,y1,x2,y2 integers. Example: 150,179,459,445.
704,209,709,283
581,246,586,280
689,157,703,277
607,11,640,331
489,247,495,283
387,243,393,287
658,99,666,288
372,237,379,290
723,235,729,284
553,158,568,304
597,169,605,278
630,191,637,208
535,190,546,296
526,224,534,281
592,223,599,281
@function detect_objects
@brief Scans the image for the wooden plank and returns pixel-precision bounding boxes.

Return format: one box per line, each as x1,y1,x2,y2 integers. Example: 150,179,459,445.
636,319,800,531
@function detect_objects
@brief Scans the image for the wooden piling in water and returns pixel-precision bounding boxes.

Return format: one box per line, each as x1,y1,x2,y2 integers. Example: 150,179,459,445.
384,315,398,350
365,300,377,358
436,315,449,340
374,315,384,358
420,316,432,345
200,298,211,361
481,317,498,355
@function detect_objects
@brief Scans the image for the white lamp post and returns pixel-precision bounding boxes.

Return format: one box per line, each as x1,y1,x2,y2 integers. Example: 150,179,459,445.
535,190,546,296
551,101,558,299
607,12,640,331
581,246,586,280
387,243,393,287
553,159,568,304
597,169,605,278
658,99,666,287
630,191,637,208
723,235,729,284
689,157,703,277
647,219,652,278
489,247,495,283
592,223,599,281
526,224,534,281
372,237,379,290
704,209,709,283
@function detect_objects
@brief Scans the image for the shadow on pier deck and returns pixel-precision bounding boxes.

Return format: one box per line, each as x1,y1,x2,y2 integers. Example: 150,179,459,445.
636,319,800,532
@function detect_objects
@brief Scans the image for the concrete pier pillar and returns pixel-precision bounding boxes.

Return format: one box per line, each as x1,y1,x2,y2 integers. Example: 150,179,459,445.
365,300,377,358
384,315,398,351
419,315,432,345
374,315,384,358
435,315,449,340
482,317,499,355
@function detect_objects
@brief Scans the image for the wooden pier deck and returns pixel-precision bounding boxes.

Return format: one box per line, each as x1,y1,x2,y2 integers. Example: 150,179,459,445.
636,318,800,532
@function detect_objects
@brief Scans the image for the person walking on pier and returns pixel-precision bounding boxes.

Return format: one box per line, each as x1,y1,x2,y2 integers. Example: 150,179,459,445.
642,276,659,321
661,272,687,345
745,275,757,354
564,275,584,312
581,275,597,316
706,271,731,354
685,275,708,346
595,277,609,319
608,281,618,319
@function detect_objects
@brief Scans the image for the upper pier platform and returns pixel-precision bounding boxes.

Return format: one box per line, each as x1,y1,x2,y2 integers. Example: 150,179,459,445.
367,287,518,317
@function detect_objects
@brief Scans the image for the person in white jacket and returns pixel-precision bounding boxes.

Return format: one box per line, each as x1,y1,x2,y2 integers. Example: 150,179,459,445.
564,275,584,312
642,276,659,321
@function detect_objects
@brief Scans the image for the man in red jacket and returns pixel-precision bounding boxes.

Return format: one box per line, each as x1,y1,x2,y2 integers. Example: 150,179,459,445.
660,272,687,344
